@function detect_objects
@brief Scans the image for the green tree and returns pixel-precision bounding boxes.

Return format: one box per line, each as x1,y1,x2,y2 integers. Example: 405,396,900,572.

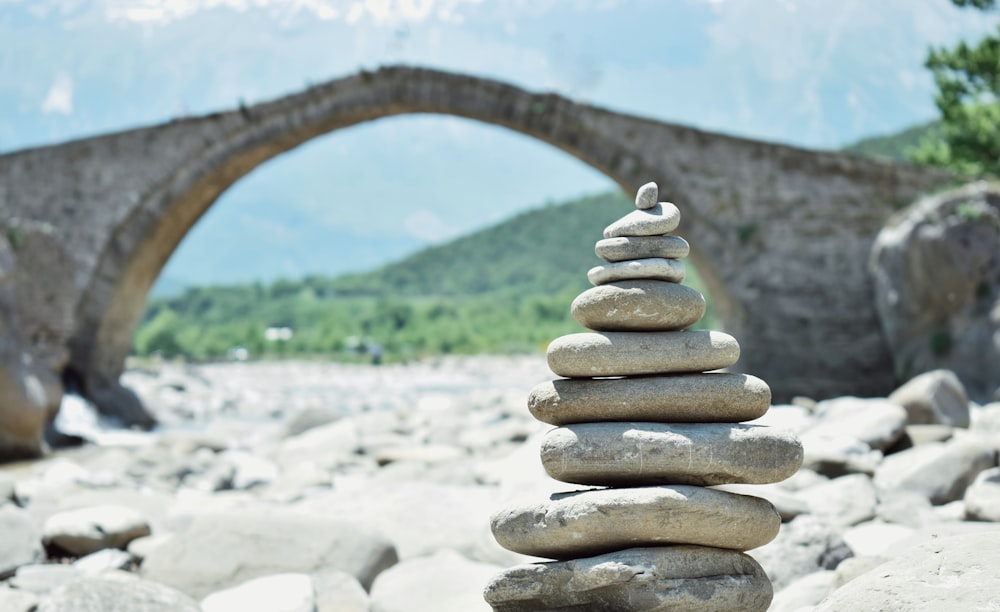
911,0,1000,174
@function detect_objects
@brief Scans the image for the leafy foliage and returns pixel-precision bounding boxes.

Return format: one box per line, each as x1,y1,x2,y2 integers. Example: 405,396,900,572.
910,0,1000,174
135,191,717,362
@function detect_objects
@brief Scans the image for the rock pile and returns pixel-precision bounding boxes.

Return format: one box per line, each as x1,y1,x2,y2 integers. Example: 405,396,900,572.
485,183,804,611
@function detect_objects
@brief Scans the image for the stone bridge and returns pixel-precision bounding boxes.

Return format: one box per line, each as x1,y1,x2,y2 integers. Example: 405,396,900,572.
0,65,952,454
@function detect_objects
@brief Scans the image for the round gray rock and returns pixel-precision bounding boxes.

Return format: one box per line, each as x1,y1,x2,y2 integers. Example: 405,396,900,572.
634,182,658,210
587,258,685,286
595,235,690,262
483,546,772,612
603,202,681,238
815,531,1000,611
540,422,803,487
43,505,151,556
491,485,780,559
571,281,705,332
528,373,771,426
547,331,739,378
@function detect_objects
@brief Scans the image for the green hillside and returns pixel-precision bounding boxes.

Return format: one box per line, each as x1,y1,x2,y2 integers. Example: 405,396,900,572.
135,191,716,362
842,120,942,162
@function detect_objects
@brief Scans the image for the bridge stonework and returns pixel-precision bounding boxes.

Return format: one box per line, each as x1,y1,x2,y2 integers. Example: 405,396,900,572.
0,66,952,425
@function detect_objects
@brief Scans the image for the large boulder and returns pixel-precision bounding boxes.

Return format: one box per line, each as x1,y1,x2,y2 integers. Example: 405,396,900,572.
816,531,1000,610
870,181,1000,403
140,510,397,599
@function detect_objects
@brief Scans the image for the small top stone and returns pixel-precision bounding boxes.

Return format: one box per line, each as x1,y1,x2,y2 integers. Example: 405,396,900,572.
635,182,658,210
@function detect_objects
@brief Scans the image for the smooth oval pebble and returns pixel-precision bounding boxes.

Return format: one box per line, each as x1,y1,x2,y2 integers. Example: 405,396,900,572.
540,422,804,487
547,331,739,378
634,182,658,210
587,258,685,285
490,485,780,559
571,280,705,331
528,373,772,425
596,235,690,262
483,546,772,612
603,202,680,238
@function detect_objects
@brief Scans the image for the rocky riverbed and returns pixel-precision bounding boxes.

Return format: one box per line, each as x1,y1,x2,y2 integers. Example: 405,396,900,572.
1,357,1000,611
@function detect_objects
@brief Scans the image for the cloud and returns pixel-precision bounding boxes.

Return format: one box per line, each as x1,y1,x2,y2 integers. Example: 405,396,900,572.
403,209,455,242
97,0,481,26
41,72,73,115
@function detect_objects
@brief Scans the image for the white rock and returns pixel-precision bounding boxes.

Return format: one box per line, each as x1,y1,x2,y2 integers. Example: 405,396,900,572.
873,437,995,504
964,466,1000,521
809,397,907,451
0,505,44,576
370,550,501,612
201,573,315,612
43,505,151,556
841,522,915,557
770,570,836,612
799,474,877,527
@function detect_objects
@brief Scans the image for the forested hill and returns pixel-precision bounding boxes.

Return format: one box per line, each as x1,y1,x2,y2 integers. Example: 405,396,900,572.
326,191,631,297
136,191,719,361
842,120,941,162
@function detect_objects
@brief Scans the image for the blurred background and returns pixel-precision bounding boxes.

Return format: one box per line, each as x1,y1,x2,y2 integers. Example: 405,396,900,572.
2,0,997,362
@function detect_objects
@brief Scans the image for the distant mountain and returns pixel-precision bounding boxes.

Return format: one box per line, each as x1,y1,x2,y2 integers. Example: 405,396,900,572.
842,120,942,162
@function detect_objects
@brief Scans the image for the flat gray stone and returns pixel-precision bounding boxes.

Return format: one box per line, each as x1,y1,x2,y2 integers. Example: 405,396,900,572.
37,570,201,612
889,369,971,427
491,485,780,559
874,436,995,504
483,546,772,612
634,182,658,210
571,281,704,332
528,373,771,426
0,505,43,577
587,258,685,286
547,331,739,378
603,202,680,238
540,422,802,486
595,235,690,262
815,531,1000,611
964,466,1000,521
43,505,151,556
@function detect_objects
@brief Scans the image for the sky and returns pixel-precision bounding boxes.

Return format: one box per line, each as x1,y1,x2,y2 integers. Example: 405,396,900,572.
1,0,996,286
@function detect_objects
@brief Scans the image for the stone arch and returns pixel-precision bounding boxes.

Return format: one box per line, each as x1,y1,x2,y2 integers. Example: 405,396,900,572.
0,65,953,422
67,67,733,418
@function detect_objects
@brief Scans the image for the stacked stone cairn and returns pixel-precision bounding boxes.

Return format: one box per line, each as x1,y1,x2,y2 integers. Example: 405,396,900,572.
484,183,804,611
